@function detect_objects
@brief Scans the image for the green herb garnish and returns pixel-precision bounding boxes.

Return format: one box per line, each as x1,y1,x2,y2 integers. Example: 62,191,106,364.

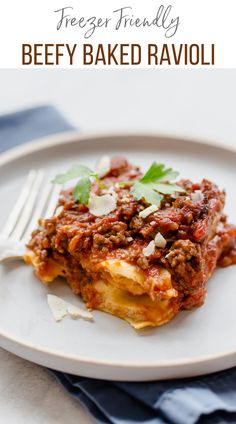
53,161,184,207
131,162,184,206
53,165,98,184
53,165,101,205
72,176,91,204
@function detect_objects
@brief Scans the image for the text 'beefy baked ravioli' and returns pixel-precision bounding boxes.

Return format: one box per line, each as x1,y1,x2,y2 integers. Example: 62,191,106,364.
25,156,236,329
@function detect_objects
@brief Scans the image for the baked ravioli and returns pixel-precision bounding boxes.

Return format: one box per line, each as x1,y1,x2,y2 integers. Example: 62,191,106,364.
25,157,236,329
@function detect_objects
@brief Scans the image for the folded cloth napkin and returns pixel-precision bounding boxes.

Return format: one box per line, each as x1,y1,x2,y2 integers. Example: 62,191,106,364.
0,105,74,150
1,105,236,424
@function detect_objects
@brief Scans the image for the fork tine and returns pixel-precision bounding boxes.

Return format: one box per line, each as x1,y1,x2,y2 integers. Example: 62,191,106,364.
11,170,45,240
44,184,61,219
22,175,55,242
2,170,37,238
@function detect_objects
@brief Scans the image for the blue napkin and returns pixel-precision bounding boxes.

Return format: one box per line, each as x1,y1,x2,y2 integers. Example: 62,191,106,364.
0,105,74,150
1,105,236,424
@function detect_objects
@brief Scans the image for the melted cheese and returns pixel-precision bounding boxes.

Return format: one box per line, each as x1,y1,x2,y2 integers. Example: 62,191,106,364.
95,259,177,300
92,280,177,329
95,259,147,294
26,252,178,329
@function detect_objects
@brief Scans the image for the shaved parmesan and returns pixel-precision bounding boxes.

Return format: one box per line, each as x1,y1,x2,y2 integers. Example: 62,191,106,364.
66,303,93,320
191,190,204,202
88,193,117,217
104,185,116,196
139,205,159,219
127,236,133,242
55,205,64,216
154,232,167,248
142,240,155,257
121,196,130,203
97,155,111,177
47,294,93,322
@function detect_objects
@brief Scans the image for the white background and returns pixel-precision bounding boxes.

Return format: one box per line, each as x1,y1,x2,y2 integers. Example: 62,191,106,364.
0,0,236,67
0,69,235,423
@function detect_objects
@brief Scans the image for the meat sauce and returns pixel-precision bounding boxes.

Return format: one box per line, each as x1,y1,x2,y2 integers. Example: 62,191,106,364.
28,156,236,311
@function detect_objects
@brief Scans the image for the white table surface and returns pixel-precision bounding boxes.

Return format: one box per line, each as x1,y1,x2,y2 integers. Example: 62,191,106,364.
0,69,235,424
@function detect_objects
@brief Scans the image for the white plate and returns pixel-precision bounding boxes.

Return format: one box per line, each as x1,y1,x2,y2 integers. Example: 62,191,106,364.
0,132,236,381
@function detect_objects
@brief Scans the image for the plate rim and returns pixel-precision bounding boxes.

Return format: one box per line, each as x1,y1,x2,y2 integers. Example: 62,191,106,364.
1,324,236,369
1,129,236,168
1,131,236,374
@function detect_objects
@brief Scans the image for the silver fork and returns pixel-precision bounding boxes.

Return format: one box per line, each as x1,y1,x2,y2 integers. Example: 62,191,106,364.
0,170,61,262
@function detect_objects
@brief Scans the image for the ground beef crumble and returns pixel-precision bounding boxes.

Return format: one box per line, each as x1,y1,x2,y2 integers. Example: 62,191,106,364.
28,156,236,311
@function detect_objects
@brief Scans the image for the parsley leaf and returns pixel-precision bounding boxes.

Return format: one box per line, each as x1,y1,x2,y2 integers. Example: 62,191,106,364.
53,161,184,207
152,183,184,195
53,165,101,205
53,165,97,184
140,163,179,183
72,177,91,205
131,162,184,206
131,182,163,206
